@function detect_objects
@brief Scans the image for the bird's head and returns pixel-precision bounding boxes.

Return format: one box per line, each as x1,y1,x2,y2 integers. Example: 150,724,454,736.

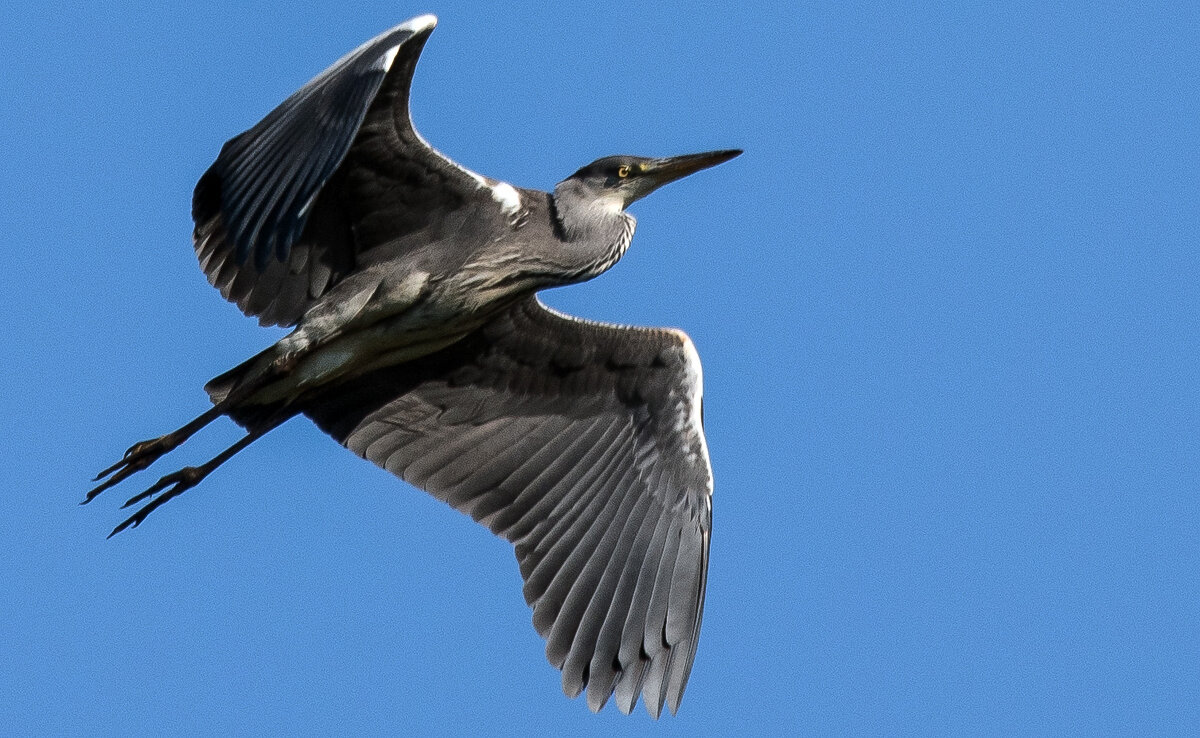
558,149,742,213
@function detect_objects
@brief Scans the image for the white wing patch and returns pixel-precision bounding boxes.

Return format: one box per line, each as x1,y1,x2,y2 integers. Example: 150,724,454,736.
331,15,438,79
379,45,401,72
409,135,524,223
463,171,524,222
489,181,523,218
403,14,438,34
374,15,522,225
670,329,713,484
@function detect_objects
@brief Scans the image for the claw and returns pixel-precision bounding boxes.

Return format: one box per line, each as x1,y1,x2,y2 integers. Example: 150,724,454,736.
108,467,207,538
93,454,136,483
122,468,202,509
87,434,183,502
84,461,149,504
93,415,277,537
108,510,148,538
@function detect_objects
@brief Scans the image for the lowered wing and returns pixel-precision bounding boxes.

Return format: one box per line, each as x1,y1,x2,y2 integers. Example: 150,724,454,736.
303,297,714,717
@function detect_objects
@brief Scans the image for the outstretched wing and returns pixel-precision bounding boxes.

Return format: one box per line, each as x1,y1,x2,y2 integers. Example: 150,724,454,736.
303,297,714,717
193,15,511,327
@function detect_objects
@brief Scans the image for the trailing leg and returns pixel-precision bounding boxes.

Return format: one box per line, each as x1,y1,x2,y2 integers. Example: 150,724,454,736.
107,415,286,537
87,345,298,504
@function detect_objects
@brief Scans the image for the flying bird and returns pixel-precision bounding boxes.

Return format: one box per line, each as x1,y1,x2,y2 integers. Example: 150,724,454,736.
87,15,739,717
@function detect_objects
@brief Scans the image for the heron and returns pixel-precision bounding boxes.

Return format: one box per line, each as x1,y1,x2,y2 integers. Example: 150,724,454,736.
87,15,740,717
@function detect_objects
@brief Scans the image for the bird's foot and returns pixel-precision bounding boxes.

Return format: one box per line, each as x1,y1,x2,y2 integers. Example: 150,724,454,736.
108,466,208,538
85,433,184,504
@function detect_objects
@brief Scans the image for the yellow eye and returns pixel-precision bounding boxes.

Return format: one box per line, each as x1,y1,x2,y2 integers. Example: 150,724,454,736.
617,165,631,178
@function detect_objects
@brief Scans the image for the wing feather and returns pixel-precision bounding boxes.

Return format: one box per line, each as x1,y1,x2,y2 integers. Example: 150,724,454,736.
542,444,641,665
613,508,674,713
455,415,571,519
640,520,684,718
589,497,664,712
554,465,643,699
302,296,713,715
190,16,502,327
521,418,629,607
475,415,600,530
498,415,616,542
565,482,654,708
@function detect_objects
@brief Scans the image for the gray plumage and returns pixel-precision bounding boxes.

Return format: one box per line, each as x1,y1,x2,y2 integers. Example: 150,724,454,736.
88,14,739,718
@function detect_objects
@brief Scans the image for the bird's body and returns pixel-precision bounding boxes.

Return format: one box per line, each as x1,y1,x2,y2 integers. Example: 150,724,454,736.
202,179,634,409
89,15,739,717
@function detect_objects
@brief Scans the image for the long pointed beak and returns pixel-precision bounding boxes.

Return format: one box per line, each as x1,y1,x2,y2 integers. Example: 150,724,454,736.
623,149,741,206
643,149,743,188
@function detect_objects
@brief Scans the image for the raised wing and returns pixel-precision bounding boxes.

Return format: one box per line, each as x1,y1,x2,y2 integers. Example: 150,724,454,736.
193,15,511,327
303,297,713,717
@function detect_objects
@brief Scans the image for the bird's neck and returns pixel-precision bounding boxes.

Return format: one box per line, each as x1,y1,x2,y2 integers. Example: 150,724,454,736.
552,183,637,281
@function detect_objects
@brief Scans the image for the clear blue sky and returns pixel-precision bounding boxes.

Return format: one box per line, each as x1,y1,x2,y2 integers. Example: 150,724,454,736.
2,1,1198,734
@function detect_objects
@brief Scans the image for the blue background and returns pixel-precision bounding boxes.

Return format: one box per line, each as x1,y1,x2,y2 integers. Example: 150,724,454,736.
3,2,1198,734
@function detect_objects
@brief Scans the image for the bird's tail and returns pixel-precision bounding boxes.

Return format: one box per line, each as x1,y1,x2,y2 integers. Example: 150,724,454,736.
204,347,272,405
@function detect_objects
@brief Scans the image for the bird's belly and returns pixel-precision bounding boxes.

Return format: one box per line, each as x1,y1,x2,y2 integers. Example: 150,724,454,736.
251,300,493,404
302,319,471,383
